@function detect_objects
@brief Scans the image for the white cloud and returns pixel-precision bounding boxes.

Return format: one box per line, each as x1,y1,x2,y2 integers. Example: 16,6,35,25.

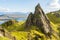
0,7,10,12
49,0,60,9
45,0,60,13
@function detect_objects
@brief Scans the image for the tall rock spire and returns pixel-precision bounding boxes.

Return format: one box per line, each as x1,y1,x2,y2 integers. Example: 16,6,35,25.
25,3,52,37
35,3,40,9
25,12,33,28
34,4,52,36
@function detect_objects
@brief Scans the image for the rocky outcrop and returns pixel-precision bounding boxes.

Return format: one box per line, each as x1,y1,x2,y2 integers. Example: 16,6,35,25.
25,12,33,27
25,4,52,37
0,26,16,40
2,20,18,27
54,13,60,17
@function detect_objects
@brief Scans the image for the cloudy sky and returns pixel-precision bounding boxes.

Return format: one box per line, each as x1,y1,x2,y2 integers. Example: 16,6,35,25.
0,0,60,13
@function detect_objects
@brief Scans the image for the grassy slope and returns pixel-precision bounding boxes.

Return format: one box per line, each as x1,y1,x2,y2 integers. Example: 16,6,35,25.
46,12,60,40
11,30,46,40
1,21,25,31
10,21,59,40
0,21,26,40
11,31,28,40
11,30,58,40
47,13,60,24
1,21,59,40
0,21,59,40
1,11,60,40
0,36,10,40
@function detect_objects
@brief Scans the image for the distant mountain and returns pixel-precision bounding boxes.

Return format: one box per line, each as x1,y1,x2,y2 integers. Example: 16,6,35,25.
0,12,29,21
0,12,29,17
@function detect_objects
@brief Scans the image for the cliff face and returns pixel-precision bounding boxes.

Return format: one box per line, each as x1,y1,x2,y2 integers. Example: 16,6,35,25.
25,12,33,27
25,4,52,37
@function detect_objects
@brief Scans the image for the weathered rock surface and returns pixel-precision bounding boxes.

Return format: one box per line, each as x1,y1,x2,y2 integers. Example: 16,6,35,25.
0,26,16,40
25,12,33,27
25,4,52,37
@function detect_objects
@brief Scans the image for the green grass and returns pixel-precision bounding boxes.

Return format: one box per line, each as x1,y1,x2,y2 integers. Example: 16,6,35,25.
47,13,60,24
11,29,59,40
11,31,43,40
50,22,59,32
1,20,60,40
47,12,60,40
1,21,25,31
0,36,10,40
11,31,28,40
1,11,60,40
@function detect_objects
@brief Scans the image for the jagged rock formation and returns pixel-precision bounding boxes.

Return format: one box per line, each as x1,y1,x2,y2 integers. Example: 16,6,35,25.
25,12,33,27
25,4,52,37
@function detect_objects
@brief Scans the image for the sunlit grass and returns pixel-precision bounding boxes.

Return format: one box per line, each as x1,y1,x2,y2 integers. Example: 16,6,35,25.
11,31,28,40
0,36,10,40
1,18,60,40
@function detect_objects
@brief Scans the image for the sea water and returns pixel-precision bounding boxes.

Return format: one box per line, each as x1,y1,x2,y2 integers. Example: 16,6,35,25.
0,21,5,24
0,18,26,24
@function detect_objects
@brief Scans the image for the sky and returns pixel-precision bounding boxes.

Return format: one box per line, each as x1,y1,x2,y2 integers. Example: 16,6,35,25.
0,0,60,13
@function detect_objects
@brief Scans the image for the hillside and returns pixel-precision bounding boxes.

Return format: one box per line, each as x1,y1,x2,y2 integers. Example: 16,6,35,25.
47,10,60,24
0,4,60,40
